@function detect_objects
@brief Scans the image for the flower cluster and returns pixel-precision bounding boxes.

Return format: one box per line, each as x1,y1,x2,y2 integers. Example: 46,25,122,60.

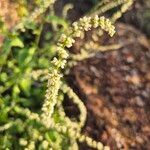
41,69,62,127
14,104,107,150
71,15,115,37
51,122,110,150
111,0,134,22
40,15,116,149
58,34,75,48
41,15,115,128
62,83,87,128
90,0,133,19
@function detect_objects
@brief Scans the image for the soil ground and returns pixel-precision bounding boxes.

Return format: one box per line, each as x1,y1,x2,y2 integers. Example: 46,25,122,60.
65,23,150,150
61,1,150,149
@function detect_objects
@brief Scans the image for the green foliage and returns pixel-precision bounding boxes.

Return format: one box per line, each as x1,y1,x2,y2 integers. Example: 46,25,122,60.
0,0,134,149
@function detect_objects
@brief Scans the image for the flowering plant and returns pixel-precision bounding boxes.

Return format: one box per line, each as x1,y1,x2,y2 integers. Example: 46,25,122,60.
0,0,133,149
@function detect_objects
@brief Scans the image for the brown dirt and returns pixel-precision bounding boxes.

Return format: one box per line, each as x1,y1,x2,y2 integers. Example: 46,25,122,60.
66,23,150,150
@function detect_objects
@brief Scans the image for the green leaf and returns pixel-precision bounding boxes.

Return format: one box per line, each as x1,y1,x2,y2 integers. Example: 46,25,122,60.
19,78,31,96
0,37,24,66
1,39,11,56
12,85,20,98
10,37,24,48
17,47,36,67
